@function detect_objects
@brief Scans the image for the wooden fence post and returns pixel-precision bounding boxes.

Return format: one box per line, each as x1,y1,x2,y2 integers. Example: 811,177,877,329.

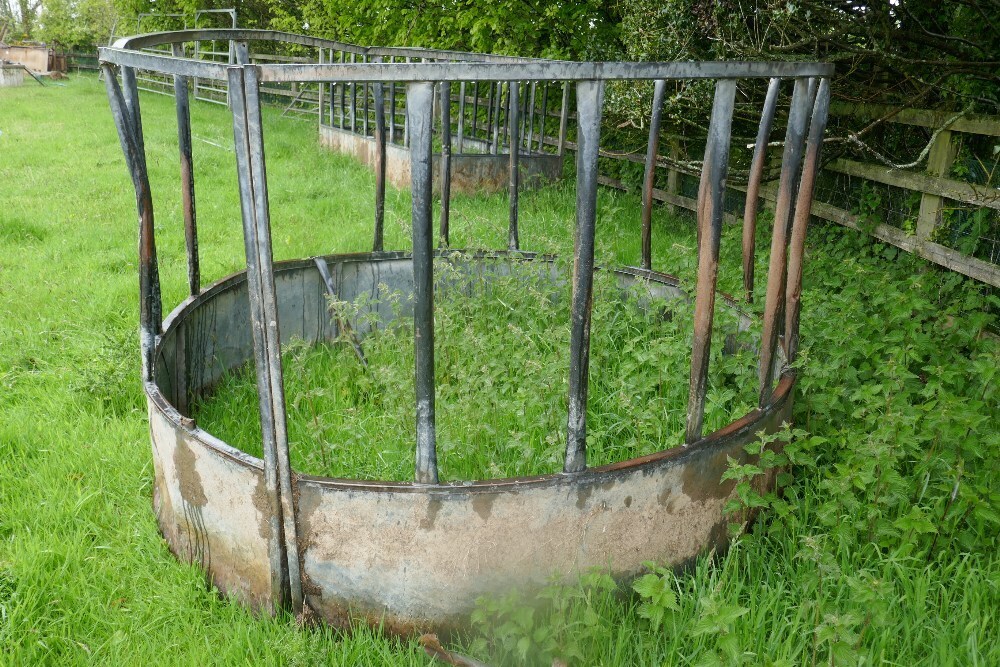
665,138,681,216
915,130,958,243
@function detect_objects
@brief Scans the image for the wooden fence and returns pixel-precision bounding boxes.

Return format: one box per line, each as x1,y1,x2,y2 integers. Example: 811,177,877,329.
599,105,1000,289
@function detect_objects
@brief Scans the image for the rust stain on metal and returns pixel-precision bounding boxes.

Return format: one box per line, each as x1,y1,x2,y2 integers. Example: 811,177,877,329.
173,437,207,507
471,493,495,521
419,497,443,530
252,474,273,541
681,449,738,502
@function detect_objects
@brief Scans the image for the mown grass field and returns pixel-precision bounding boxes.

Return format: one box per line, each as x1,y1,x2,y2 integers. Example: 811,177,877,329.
1,75,997,665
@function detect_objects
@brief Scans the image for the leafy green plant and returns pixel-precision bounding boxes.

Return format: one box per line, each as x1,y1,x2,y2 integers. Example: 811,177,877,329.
633,562,680,630
853,182,884,235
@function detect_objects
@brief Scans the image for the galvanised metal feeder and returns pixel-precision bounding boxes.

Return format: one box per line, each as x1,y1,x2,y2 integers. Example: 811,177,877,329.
99,30,831,633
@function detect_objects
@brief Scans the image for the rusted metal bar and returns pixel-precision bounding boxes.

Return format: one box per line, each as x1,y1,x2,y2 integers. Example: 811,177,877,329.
685,79,737,444
785,78,830,365
407,81,439,485
373,59,387,252
228,63,304,614
741,77,781,304
172,43,200,296
557,82,569,156
757,77,812,407
564,79,604,474
120,67,147,174
243,68,304,615
121,66,162,334
508,81,520,251
226,63,289,612
102,64,160,382
641,79,666,271
456,81,466,153
440,82,452,248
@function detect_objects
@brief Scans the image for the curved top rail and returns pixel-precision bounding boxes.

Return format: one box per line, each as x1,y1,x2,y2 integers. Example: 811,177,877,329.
101,28,834,83
109,29,550,62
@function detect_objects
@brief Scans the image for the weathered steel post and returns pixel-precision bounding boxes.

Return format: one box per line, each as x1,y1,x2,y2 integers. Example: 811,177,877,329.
564,79,604,474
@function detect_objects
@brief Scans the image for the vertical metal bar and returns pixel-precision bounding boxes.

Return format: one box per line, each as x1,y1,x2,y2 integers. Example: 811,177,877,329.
349,53,357,133
503,83,512,150
557,82,570,156
121,67,147,175
317,49,325,127
338,52,345,129
784,78,830,365
456,81,465,154
564,79,604,474
758,78,812,406
641,79,666,271
742,77,781,304
407,81,439,485
685,79,737,444
440,81,452,247
373,61,387,252
388,73,397,145
665,139,680,216
524,81,538,153
233,40,249,65
485,81,494,151
537,82,548,152
362,64,369,137
508,81,521,251
329,51,337,129
229,63,303,614
471,81,479,145
121,65,161,332
227,64,287,613
491,82,502,154
102,64,160,382
172,43,199,297
403,58,411,146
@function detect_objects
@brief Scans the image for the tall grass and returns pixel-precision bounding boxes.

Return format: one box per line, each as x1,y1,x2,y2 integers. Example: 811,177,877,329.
194,258,759,481
1,75,997,665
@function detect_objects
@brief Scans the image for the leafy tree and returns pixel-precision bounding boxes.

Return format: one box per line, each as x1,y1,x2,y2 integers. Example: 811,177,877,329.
280,0,620,60
613,0,1000,164
36,0,117,48
2,0,42,41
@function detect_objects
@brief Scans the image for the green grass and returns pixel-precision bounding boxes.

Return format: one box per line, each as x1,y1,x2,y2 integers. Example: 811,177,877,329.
1,74,998,665
194,259,758,481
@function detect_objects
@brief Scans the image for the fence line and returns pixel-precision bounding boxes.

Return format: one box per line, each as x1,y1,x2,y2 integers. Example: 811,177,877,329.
90,31,999,288
599,105,1000,289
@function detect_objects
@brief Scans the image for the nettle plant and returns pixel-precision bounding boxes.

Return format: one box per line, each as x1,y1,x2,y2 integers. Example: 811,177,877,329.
195,253,758,481
467,225,999,665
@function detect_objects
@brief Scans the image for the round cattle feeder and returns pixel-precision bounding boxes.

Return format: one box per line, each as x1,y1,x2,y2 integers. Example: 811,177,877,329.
99,30,832,633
